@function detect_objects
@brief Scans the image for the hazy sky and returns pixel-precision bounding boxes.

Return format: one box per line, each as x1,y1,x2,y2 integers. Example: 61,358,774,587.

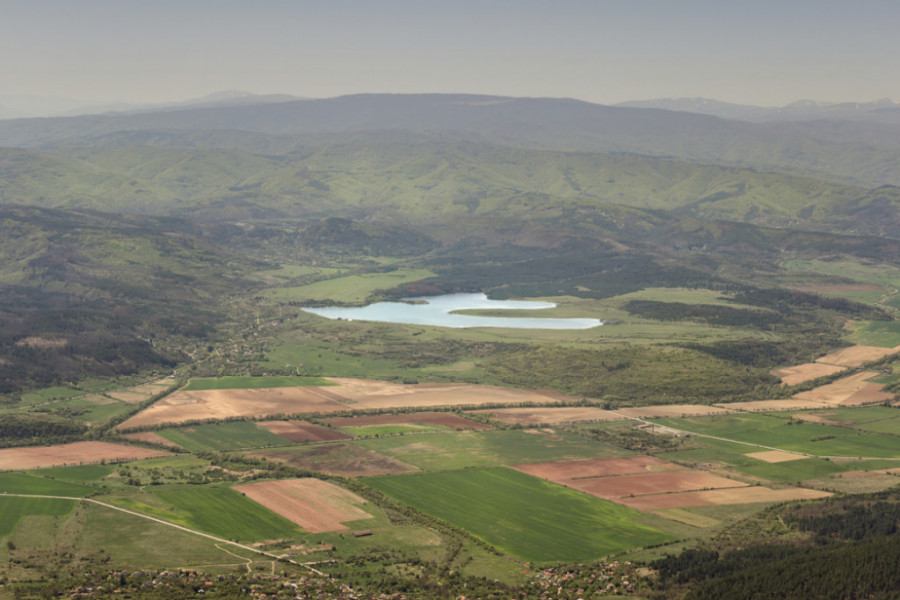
2,0,898,107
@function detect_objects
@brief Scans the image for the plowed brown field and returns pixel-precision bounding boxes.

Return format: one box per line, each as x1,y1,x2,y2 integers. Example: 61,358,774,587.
234,478,373,533
771,363,846,386
117,378,565,429
816,345,900,367
0,441,169,471
514,456,679,480
471,407,621,425
715,399,832,412
745,450,809,463
612,405,735,419
567,471,748,500
792,371,893,406
259,420,352,443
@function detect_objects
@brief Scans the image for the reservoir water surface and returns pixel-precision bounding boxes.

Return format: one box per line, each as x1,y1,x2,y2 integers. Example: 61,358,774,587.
302,293,602,329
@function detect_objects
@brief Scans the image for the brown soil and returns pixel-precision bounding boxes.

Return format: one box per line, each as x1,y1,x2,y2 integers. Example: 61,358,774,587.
323,412,490,430
258,420,352,443
249,443,418,478
514,456,680,481
744,450,809,463
619,486,831,510
117,378,565,430
793,371,894,406
471,406,621,426
771,363,846,386
716,399,833,412
816,345,900,367
0,441,169,471
567,471,748,500
612,405,735,419
234,478,373,533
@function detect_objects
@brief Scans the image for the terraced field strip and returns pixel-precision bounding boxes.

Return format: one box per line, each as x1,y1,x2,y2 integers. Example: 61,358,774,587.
365,467,674,562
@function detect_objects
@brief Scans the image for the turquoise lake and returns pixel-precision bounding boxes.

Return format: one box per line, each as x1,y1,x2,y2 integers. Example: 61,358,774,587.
302,293,602,329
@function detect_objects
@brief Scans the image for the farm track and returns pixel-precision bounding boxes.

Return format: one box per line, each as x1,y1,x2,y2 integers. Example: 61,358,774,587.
635,417,900,462
0,492,329,577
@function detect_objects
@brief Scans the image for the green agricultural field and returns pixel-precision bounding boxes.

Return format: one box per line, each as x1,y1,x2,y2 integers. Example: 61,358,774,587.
0,472,97,497
182,375,335,391
792,406,900,434
0,496,77,536
651,413,900,458
356,429,631,472
267,268,435,303
28,464,114,483
847,321,900,347
157,421,291,452
366,467,673,562
148,485,303,541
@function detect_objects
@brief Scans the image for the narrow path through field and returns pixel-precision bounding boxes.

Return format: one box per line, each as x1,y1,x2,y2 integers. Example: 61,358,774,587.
0,492,329,577
633,418,900,462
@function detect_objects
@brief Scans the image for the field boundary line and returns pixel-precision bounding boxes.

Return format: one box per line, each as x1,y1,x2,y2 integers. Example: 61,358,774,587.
0,493,328,577
635,418,900,461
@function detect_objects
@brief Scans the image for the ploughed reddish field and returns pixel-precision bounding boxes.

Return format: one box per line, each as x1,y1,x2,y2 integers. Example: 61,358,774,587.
234,478,373,533
0,441,169,471
513,455,826,511
117,378,565,429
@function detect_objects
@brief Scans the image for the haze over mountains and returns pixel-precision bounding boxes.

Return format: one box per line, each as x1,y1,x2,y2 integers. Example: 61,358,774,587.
1,93,899,191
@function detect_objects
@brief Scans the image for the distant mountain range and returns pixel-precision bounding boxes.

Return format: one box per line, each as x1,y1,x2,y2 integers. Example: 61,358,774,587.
616,97,900,124
0,90,306,119
1,93,899,188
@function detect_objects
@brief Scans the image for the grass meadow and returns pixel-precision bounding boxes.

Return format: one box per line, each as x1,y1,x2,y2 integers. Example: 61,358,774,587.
0,496,77,536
